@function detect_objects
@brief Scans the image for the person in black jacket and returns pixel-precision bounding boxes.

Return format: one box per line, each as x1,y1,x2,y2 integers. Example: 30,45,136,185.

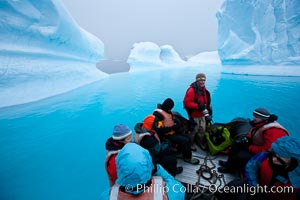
134,118,183,177
152,98,199,165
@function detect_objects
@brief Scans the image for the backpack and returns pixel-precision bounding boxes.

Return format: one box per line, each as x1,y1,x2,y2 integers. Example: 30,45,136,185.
205,124,233,155
183,83,199,117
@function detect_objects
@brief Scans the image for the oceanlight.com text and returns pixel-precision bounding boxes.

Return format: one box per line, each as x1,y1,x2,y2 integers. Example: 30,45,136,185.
209,183,294,195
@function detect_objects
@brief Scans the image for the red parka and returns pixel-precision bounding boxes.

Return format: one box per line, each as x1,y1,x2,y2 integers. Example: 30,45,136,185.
183,82,211,118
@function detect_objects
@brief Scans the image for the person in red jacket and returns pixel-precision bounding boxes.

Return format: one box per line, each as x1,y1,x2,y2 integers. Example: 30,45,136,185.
105,124,132,186
218,107,289,173
183,73,212,150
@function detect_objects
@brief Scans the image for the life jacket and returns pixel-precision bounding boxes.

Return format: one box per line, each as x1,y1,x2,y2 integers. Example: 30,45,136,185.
154,109,175,127
134,116,161,145
105,150,120,186
134,122,152,145
252,122,289,146
134,131,152,145
154,109,175,135
109,176,168,200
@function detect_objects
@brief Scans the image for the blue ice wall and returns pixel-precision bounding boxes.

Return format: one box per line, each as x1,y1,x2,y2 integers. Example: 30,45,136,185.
217,0,300,65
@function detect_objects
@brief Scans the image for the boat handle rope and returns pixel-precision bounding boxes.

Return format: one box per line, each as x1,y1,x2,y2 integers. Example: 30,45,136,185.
190,154,227,200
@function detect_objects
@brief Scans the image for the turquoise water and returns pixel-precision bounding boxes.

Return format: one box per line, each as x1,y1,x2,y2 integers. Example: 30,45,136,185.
0,66,299,200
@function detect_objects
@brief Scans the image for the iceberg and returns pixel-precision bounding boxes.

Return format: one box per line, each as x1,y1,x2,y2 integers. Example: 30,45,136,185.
217,0,300,65
187,51,221,65
0,0,104,61
0,0,107,108
127,42,186,71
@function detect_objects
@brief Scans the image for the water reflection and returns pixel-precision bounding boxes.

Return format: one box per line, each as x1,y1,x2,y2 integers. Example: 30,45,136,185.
0,66,299,200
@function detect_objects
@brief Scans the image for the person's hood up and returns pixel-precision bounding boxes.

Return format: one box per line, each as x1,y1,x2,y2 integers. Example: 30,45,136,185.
272,136,300,188
116,143,154,187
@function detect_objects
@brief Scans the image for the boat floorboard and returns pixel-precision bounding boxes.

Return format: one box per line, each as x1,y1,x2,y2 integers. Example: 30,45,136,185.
175,147,238,188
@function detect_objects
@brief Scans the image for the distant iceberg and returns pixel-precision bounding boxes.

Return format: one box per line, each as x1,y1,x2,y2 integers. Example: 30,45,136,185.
217,0,300,65
188,51,221,65
128,42,186,71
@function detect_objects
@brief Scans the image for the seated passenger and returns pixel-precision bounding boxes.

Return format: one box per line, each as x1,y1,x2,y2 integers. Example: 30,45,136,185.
218,107,289,173
152,98,199,165
105,124,132,186
134,114,183,177
245,136,300,200
103,143,185,200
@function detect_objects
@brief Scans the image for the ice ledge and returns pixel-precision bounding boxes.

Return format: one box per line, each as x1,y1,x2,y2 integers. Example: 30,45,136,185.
221,65,300,77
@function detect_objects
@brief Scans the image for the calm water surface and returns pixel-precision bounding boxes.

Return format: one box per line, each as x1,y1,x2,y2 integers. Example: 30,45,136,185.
0,66,299,200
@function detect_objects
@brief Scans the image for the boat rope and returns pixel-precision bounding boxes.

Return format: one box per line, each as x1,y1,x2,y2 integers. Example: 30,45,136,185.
189,154,227,200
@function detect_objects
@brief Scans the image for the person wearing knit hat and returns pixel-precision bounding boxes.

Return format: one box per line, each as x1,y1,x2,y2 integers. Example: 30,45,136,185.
152,98,200,165
161,98,174,112
245,136,300,199
195,73,206,88
253,107,271,120
105,124,132,186
252,107,279,125
218,107,289,174
196,73,206,81
112,124,132,140
183,73,212,151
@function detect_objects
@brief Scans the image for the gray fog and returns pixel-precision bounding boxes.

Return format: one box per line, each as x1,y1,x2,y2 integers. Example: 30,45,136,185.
61,0,224,73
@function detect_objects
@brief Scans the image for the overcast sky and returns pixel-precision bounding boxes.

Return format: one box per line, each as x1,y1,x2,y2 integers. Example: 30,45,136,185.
61,0,224,60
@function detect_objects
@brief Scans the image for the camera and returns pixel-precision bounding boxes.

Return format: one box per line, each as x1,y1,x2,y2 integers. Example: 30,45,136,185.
235,136,248,144
203,109,212,122
203,109,209,117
